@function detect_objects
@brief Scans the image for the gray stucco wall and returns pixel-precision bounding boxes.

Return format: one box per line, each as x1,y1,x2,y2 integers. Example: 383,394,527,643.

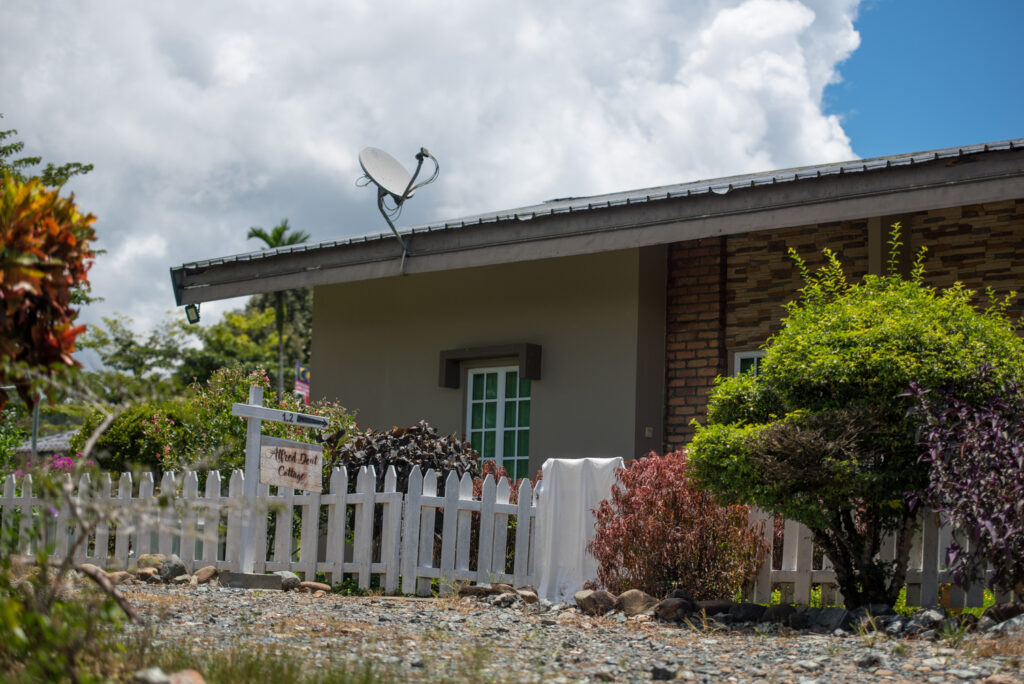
311,247,665,472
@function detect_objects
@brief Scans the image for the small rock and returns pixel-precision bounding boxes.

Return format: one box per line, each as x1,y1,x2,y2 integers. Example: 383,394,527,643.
137,554,166,571
169,670,206,684
695,599,736,617
654,597,697,622
989,613,1024,635
313,590,327,597
136,567,159,581
516,584,537,594
909,607,946,631
459,584,506,597
762,604,797,624
275,571,301,590
885,618,906,636
730,602,766,623
159,554,186,582
106,570,133,585
488,592,522,608
133,667,171,684
574,589,615,616
194,566,217,584
299,581,331,593
976,616,997,632
614,589,659,617
171,574,191,585
650,664,677,680
516,589,539,604
856,651,887,669
980,675,1023,684
807,606,850,632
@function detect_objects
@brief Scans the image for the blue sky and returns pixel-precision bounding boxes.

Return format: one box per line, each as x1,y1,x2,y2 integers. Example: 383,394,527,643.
829,0,1023,157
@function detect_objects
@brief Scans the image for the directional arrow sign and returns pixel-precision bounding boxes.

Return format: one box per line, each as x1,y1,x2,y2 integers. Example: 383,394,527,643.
231,403,330,430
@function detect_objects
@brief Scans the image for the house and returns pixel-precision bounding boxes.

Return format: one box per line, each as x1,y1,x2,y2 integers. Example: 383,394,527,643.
171,139,1024,478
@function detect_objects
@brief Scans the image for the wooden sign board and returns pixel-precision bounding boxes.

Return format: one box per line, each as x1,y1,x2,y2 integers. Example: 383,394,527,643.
259,436,323,493
232,403,330,429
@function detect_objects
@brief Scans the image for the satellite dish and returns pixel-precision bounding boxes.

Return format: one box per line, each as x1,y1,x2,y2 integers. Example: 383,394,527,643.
359,147,416,202
357,146,439,274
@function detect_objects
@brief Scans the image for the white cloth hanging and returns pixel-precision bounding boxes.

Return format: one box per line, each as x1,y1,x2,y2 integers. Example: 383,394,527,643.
534,457,624,603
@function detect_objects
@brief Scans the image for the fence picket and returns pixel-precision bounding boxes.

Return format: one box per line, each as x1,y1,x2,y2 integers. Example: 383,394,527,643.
454,473,473,576
416,469,438,596
477,475,496,585
225,470,243,566
327,467,349,585
200,471,221,566
157,471,177,558
513,479,532,587
253,481,270,573
438,470,460,595
114,473,132,566
492,478,511,578
400,467,423,595
381,466,401,593
72,473,88,564
354,466,376,589
93,473,112,567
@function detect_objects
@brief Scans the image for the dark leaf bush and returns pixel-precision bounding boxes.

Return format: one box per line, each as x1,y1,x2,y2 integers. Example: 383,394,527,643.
586,450,766,600
911,367,1024,594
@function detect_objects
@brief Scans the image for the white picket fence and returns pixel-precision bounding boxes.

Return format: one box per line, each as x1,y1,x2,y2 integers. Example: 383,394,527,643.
747,509,1017,608
1,466,1010,607
0,465,539,596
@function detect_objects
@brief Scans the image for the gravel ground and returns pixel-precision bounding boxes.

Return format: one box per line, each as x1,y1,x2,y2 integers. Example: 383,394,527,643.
120,584,1023,683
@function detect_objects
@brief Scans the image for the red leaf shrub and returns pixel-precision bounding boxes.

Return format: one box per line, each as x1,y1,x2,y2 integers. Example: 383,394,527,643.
587,450,766,599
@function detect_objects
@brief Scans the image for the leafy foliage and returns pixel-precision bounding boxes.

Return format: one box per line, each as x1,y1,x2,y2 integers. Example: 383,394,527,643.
911,367,1024,593
689,224,1024,608
71,365,355,477
587,451,765,600
0,114,94,187
0,173,97,409
335,420,479,493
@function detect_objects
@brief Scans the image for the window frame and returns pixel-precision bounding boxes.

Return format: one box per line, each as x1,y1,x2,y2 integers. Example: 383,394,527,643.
465,365,531,479
733,350,765,377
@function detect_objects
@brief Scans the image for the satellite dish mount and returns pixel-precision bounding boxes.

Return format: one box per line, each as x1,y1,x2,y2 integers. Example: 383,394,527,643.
358,146,439,274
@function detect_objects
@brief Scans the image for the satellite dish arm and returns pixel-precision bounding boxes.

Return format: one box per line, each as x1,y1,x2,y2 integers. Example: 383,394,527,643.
400,148,439,201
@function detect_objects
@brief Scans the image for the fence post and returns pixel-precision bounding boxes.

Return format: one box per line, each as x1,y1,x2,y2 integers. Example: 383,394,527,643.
238,385,264,574
400,467,422,595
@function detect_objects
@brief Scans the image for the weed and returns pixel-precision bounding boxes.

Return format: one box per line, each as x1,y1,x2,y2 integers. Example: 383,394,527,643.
682,610,723,636
854,613,883,649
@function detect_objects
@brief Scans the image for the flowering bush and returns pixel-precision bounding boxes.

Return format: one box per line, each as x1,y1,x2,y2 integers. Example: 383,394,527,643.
910,367,1024,593
587,450,766,600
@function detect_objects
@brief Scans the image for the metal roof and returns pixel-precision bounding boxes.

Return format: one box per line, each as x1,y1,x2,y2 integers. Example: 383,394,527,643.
175,138,1024,272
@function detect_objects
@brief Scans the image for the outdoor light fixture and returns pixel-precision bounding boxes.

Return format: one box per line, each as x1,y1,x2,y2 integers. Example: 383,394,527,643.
184,303,200,325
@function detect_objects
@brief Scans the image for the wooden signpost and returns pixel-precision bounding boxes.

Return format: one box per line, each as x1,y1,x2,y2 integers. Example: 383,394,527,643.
231,387,330,573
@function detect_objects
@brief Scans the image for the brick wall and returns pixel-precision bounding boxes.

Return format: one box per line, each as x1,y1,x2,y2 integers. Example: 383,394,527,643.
907,199,1024,323
664,238,726,450
662,199,1024,450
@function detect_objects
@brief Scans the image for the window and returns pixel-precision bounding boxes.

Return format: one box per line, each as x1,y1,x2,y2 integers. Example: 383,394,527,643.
466,366,531,479
734,350,764,376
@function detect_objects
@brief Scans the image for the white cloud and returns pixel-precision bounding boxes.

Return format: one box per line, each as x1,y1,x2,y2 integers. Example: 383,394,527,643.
0,0,861,340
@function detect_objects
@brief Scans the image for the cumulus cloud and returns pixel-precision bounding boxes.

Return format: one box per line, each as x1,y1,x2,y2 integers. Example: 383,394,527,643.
0,0,860,335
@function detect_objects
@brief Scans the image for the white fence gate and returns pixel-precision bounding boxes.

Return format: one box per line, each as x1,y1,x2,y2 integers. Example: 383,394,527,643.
0,465,538,597
0,467,1009,607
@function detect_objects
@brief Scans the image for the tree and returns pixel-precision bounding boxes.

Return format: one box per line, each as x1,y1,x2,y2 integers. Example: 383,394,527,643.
1,114,93,187
246,219,311,396
175,307,277,385
0,172,98,410
688,225,1024,608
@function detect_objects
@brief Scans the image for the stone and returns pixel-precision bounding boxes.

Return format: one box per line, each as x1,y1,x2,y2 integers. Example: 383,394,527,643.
133,667,171,684
107,570,133,585
300,581,331,593
275,571,301,590
159,554,186,582
136,567,159,582
695,599,736,617
654,597,697,622
650,665,677,681
666,588,694,601
171,574,191,585
613,589,658,616
787,611,810,629
984,601,1024,624
908,607,946,631
729,602,766,623
488,592,522,608
762,604,797,624
989,613,1024,635
515,585,537,594
980,676,1023,684
806,606,850,632
137,554,166,571
856,651,887,669
194,566,217,584
313,590,327,597
516,589,539,604
169,670,207,684
574,589,615,616
219,572,283,590
977,616,997,632
885,618,906,636
492,583,515,593
459,584,506,597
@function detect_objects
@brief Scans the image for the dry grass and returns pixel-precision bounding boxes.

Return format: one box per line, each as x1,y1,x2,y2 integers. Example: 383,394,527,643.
970,634,1024,659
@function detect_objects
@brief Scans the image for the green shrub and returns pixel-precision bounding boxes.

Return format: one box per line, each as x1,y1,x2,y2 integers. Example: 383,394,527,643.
689,224,1024,608
586,450,766,600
